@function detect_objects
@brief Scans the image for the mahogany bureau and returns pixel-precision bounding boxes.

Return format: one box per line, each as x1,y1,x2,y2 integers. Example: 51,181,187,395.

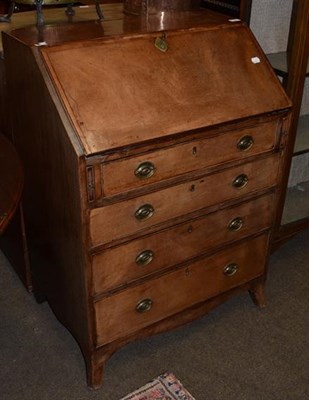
3,7,291,389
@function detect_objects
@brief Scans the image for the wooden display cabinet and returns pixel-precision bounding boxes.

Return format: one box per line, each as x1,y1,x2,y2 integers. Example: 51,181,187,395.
201,0,252,24
217,0,309,248
266,0,309,249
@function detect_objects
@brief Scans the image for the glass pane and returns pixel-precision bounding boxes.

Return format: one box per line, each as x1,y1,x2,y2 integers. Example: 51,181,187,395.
281,154,309,225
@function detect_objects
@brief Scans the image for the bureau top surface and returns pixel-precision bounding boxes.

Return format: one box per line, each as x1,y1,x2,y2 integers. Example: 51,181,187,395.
39,21,290,155
6,6,290,155
1,5,230,51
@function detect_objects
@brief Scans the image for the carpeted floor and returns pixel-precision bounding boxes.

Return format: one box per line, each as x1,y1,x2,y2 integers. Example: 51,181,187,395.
0,229,308,400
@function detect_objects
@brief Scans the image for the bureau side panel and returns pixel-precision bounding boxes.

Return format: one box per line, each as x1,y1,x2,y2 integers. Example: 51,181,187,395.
3,34,93,354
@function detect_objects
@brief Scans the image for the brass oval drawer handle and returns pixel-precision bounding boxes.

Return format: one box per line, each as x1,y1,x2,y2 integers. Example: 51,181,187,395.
136,250,154,266
135,204,155,221
228,217,244,231
135,161,156,180
237,135,254,151
136,298,153,313
232,174,249,189
223,263,238,277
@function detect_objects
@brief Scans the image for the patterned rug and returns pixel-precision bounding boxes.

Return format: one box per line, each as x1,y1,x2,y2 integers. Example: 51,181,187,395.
119,372,196,400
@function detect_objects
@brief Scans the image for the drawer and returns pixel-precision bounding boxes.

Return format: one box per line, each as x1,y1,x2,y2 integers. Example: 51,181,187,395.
92,193,274,294
101,120,280,196
90,155,280,246
95,234,269,346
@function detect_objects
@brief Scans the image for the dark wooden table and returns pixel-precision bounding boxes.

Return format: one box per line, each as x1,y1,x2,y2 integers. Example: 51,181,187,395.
0,134,23,234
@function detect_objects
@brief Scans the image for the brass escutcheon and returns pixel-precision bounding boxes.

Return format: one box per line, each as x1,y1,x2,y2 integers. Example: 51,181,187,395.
187,225,193,233
237,135,254,151
228,217,244,231
155,35,168,53
232,174,249,189
135,250,154,266
136,298,153,313
135,204,155,221
223,263,238,277
135,161,156,179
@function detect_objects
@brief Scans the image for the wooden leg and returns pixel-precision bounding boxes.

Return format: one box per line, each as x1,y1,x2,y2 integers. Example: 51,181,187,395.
95,0,104,20
36,0,44,27
249,282,266,309
0,1,15,23
86,358,105,390
65,4,75,17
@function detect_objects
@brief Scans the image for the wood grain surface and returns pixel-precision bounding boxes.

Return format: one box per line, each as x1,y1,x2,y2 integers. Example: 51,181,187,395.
41,24,290,154
95,234,269,345
90,154,280,246
0,134,23,234
2,6,292,388
92,193,274,295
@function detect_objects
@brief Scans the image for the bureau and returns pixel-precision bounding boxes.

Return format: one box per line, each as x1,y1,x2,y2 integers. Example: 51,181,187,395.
3,6,291,389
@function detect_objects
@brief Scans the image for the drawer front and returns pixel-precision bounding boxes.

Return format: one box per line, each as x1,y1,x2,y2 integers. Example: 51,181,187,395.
102,120,279,196
95,234,269,346
92,193,274,294
90,155,280,246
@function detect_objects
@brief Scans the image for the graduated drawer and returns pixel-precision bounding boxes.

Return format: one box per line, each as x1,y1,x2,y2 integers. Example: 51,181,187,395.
90,155,280,246
101,120,280,196
92,193,274,295
95,234,268,346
